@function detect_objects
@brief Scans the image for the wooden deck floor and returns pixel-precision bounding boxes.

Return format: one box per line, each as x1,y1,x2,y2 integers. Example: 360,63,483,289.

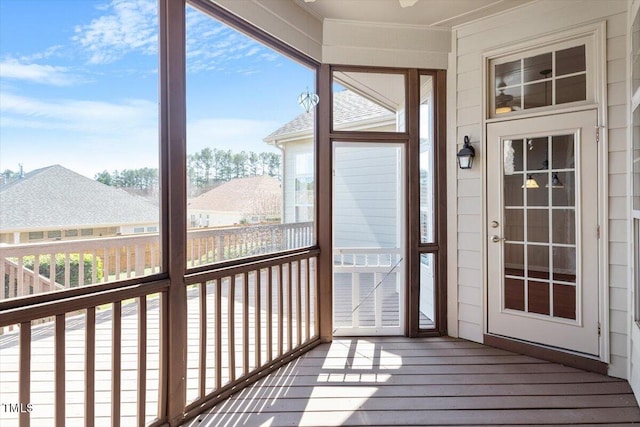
185,336,640,426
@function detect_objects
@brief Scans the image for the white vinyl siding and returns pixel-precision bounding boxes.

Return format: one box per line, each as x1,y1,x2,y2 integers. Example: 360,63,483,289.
333,146,399,249
453,0,628,377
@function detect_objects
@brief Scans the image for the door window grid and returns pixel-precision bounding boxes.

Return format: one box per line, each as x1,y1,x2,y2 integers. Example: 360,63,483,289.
502,134,578,321
491,43,588,117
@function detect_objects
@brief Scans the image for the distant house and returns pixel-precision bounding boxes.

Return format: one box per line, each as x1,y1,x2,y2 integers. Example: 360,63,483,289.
0,165,159,244
187,175,281,227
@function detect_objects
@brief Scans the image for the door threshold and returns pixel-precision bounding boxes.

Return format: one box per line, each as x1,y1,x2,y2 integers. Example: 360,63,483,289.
484,334,607,375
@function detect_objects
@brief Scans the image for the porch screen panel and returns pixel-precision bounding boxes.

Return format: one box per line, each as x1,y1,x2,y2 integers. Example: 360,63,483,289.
0,0,161,301
185,5,317,269
502,134,577,320
331,71,406,133
418,74,437,329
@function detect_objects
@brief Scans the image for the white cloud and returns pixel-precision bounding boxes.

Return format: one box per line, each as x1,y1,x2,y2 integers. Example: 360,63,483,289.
73,0,158,64
0,92,159,177
187,118,280,154
0,59,75,86
69,0,279,72
1,93,156,131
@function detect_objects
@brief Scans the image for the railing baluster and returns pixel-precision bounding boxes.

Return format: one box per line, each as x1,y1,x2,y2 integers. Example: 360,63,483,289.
102,249,109,283
55,314,65,427
305,257,311,341
91,250,98,284
0,257,6,299
277,264,283,357
78,252,85,286
199,282,207,398
266,267,273,362
296,260,302,346
215,279,222,390
112,301,122,427
86,307,96,427
126,246,132,278
115,248,121,281
17,257,25,297
19,321,31,427
228,276,236,382
64,254,70,288
158,292,168,421
135,245,144,277
255,269,261,369
33,255,41,294
243,272,249,376
352,272,360,328
287,263,293,351
137,297,147,427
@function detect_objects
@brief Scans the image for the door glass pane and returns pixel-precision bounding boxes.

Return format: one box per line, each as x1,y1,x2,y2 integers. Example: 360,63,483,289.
333,144,404,335
419,75,435,243
523,53,552,83
332,71,405,132
528,245,549,280
523,81,551,109
551,135,575,169
528,281,550,315
504,243,524,276
419,253,435,329
556,45,586,76
504,209,524,241
552,209,576,244
556,75,586,104
490,42,587,117
527,209,549,243
501,132,579,320
495,60,521,87
551,172,575,206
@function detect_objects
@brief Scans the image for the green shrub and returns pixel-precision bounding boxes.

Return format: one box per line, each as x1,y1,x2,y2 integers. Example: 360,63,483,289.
23,254,104,287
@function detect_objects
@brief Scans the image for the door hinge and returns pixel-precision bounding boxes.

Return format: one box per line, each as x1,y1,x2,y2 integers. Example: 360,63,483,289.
598,322,601,336
596,125,605,144
597,225,600,239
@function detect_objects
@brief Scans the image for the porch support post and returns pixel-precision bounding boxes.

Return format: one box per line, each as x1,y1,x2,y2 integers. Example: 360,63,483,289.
159,0,188,425
317,64,333,341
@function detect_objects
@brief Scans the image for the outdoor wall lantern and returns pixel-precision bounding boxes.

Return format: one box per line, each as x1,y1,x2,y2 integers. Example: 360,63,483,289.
297,87,319,113
457,135,475,169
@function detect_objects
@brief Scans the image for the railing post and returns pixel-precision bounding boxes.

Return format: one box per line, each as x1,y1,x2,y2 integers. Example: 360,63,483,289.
160,0,187,424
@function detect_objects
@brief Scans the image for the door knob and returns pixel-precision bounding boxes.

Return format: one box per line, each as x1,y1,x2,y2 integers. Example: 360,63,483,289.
491,235,503,243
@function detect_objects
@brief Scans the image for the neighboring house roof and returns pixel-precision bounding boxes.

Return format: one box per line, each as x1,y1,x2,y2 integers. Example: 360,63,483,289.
0,165,158,231
188,175,281,215
263,90,395,142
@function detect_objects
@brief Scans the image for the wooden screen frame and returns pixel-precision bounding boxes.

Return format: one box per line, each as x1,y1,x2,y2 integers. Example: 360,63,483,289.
316,66,447,340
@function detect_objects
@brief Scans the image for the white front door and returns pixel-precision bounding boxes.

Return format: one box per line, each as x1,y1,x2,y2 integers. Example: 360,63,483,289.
487,110,600,356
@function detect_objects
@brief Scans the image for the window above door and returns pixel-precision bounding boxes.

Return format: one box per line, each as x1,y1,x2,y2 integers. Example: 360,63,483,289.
488,37,595,119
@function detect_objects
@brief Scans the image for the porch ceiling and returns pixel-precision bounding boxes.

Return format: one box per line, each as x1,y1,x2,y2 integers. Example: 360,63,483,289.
295,0,535,28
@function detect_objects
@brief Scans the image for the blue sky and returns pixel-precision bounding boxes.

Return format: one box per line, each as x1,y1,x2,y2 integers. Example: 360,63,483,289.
0,0,315,178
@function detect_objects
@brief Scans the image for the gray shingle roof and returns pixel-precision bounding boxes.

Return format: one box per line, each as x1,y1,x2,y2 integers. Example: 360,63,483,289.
188,175,281,214
0,165,158,231
264,90,394,142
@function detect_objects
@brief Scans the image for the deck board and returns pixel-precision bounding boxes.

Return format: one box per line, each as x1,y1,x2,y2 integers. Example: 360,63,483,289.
186,337,640,427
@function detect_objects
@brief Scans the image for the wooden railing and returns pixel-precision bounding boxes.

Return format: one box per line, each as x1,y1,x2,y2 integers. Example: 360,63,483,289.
0,224,319,427
1,222,314,301
332,248,403,332
182,250,319,418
